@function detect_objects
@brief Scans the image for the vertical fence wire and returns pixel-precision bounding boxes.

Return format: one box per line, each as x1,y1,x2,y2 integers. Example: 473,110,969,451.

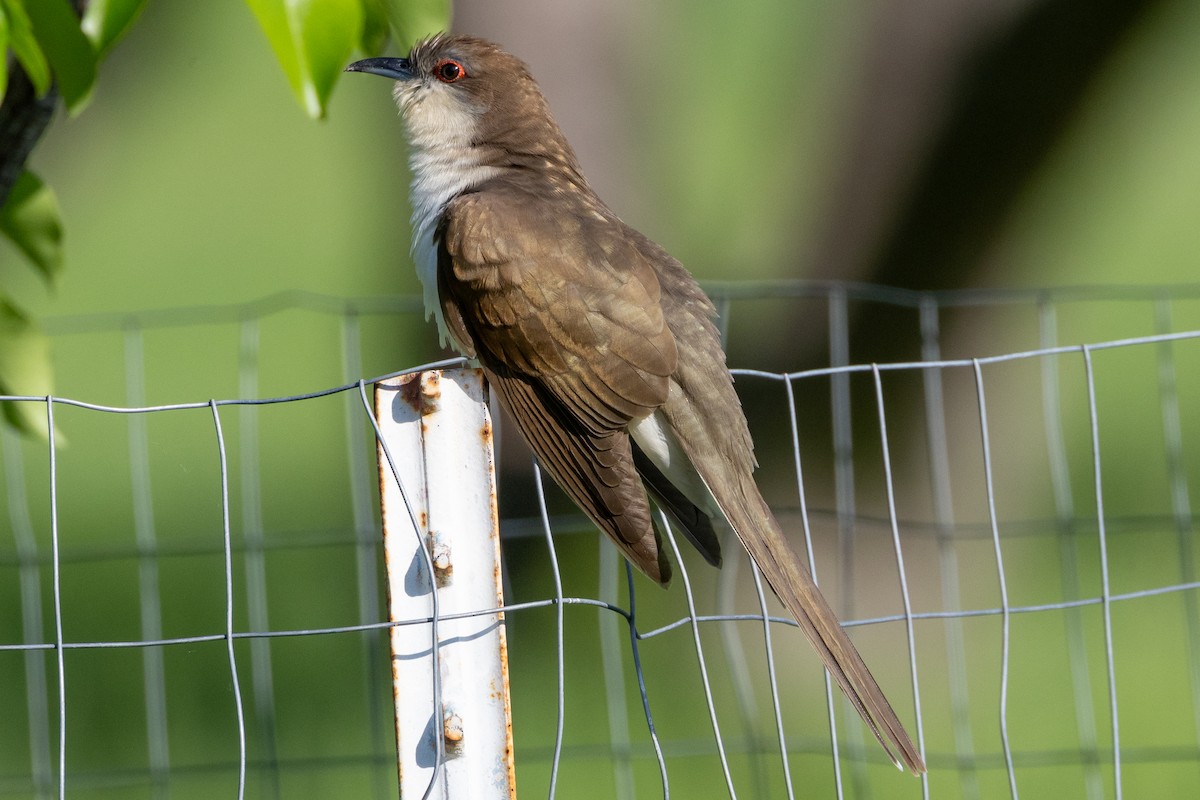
531,461,568,799
237,320,282,798
339,311,392,800
45,398,65,800
827,287,864,793
971,361,1017,797
786,367,845,799
1082,347,1123,799
715,533,769,796
1153,299,1200,763
122,326,171,799
597,542,637,800
1037,301,1105,799
210,400,247,800
869,366,926,797
624,560,671,798
774,377,812,800
659,508,737,798
2,426,52,800
747,562,795,800
712,294,772,797
918,296,979,796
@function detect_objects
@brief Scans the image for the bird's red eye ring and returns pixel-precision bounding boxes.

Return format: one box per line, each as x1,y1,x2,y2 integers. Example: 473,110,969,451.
434,59,466,83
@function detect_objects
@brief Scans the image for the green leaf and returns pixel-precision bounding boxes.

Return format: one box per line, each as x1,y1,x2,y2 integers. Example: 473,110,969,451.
375,0,449,51
81,0,148,58
1,0,52,96
24,0,97,113
0,300,59,441
358,0,388,54
1,6,9,101
0,171,64,284
245,0,364,119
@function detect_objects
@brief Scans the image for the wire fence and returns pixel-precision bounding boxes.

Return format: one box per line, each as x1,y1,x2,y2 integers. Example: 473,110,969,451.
3,281,1200,798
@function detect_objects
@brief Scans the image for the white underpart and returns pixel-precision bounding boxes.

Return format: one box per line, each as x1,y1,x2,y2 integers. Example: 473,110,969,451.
394,79,503,352
628,406,723,521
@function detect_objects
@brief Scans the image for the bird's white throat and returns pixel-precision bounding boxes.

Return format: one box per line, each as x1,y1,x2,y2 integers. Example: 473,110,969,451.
398,83,503,351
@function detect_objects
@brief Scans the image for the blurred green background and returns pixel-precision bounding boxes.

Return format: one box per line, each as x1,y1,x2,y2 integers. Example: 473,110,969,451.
4,0,1200,798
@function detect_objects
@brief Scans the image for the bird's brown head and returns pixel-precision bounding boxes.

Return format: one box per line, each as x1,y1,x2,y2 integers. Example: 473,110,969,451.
346,34,576,172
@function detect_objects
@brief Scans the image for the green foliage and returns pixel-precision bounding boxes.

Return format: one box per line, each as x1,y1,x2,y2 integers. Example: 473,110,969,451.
243,0,451,119
0,170,63,282
359,0,391,54
0,0,52,96
81,0,149,57
22,0,97,113
0,0,449,437
0,170,60,437
0,9,7,101
0,300,54,438
245,0,365,119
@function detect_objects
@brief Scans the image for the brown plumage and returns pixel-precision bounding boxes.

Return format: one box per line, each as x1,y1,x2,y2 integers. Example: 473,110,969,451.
348,34,926,774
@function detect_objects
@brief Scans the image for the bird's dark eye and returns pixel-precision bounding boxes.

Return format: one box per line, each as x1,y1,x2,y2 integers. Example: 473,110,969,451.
434,59,466,83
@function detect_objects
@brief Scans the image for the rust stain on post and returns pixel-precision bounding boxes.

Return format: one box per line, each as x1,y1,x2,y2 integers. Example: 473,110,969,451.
398,372,423,413
443,710,465,745
477,371,517,799
431,537,453,584
421,370,442,413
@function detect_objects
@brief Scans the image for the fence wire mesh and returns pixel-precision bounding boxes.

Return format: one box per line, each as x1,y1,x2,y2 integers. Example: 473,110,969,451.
4,281,1200,799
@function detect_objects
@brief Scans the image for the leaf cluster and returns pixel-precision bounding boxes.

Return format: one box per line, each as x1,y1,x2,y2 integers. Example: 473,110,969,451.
248,0,450,119
0,0,448,436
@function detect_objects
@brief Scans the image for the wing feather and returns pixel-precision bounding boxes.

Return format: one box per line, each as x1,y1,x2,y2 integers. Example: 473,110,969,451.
437,186,678,582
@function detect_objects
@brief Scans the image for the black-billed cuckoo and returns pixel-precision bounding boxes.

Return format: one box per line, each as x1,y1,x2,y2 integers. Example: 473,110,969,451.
348,34,925,775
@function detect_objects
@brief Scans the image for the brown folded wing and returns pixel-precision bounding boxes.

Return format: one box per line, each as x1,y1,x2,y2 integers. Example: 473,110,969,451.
436,184,679,582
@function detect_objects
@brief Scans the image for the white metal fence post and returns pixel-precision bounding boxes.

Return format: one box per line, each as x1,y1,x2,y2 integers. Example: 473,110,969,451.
374,369,516,799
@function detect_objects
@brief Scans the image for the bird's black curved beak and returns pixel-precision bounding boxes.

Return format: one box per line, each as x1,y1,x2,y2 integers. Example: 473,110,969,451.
345,57,414,80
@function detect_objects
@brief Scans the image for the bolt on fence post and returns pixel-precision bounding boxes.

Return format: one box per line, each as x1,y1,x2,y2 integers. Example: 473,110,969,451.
374,369,516,799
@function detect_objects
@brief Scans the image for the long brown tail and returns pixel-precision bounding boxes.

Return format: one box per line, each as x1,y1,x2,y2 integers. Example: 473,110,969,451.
722,473,925,773
638,249,925,772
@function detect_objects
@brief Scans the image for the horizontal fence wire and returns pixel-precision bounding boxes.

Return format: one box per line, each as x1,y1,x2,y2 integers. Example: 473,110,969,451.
2,281,1200,798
